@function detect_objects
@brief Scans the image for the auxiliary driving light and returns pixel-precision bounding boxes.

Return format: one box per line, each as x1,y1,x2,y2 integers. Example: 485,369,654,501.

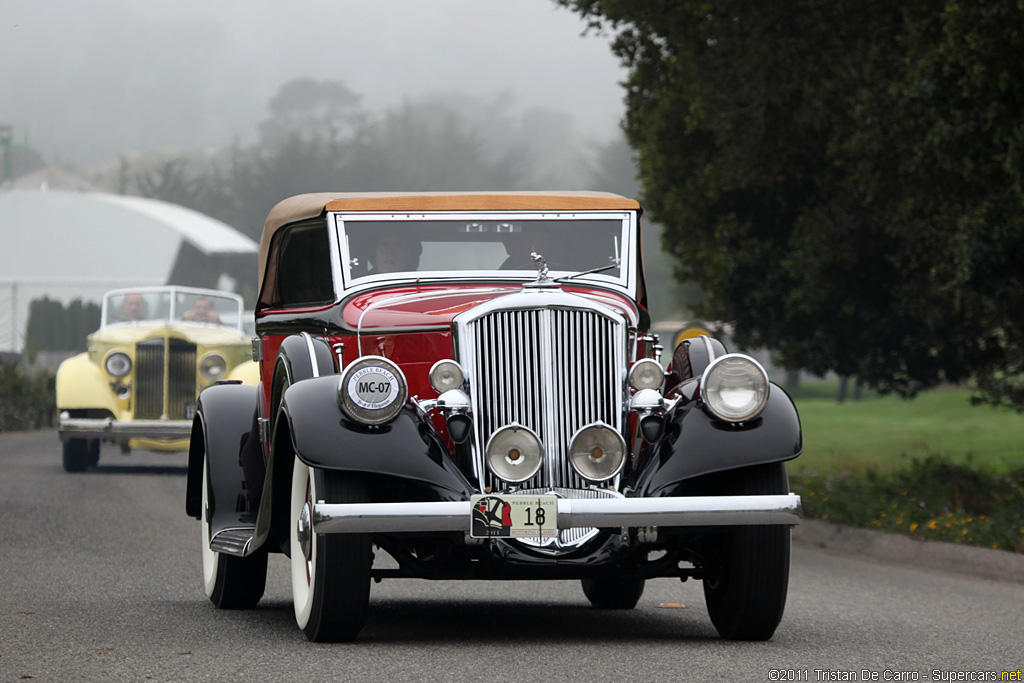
429,359,464,393
569,423,626,482
485,424,542,483
629,358,665,391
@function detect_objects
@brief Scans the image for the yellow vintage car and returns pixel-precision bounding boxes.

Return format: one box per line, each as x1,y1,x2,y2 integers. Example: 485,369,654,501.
56,286,258,472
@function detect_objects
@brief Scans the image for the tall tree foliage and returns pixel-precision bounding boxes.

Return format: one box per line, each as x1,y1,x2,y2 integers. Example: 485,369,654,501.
560,0,1024,410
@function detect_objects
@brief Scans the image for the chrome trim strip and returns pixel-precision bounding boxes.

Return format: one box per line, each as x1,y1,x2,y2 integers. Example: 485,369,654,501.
58,417,191,440
700,334,716,363
300,331,320,378
313,493,802,534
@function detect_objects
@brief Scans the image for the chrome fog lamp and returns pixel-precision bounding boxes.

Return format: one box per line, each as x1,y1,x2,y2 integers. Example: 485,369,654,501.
105,351,132,378
629,358,664,391
569,423,626,482
338,355,408,425
429,359,464,393
485,424,542,483
700,354,770,423
199,354,227,381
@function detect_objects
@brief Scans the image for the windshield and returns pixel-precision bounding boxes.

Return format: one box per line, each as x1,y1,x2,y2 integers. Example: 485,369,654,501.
102,287,244,330
338,214,628,286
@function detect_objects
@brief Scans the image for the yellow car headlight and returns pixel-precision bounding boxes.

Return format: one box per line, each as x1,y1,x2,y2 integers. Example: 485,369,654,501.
104,351,132,378
199,354,227,381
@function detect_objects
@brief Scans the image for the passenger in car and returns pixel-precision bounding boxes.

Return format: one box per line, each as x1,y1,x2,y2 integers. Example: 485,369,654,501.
372,231,421,273
184,296,221,323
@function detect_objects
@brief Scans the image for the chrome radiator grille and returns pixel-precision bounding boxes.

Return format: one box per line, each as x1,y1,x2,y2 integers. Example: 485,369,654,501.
461,302,626,492
134,338,197,420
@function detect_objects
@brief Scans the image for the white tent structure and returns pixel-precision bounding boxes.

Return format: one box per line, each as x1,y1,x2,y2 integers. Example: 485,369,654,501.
0,189,258,352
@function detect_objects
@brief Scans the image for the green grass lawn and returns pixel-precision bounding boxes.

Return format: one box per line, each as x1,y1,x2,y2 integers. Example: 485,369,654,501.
784,383,1024,553
788,384,1024,474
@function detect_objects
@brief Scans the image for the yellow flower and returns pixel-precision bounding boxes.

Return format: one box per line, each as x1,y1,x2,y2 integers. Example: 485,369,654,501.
910,522,919,532
927,519,938,530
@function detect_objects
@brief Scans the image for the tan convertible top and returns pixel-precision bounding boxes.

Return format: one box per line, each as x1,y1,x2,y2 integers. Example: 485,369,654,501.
257,191,643,305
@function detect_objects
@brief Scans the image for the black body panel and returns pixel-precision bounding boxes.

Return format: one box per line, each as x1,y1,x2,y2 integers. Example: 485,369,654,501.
184,383,259,536
633,381,802,497
280,375,475,501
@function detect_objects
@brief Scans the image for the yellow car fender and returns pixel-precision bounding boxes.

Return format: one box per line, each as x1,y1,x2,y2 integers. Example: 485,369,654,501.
56,352,118,414
224,359,261,386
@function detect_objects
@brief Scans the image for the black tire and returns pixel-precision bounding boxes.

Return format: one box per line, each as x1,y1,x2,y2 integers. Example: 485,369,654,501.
702,462,791,641
581,577,646,609
62,439,90,472
201,456,267,609
290,457,372,642
87,440,100,467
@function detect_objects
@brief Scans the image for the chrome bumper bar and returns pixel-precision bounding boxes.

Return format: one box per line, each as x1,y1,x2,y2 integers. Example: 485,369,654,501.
313,493,802,534
58,415,192,441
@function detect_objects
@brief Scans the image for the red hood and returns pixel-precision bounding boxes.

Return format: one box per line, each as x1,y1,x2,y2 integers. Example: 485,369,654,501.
342,284,637,332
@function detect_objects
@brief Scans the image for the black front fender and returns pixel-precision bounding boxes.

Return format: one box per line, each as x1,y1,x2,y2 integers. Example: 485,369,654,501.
279,375,474,501
634,382,802,497
185,383,258,524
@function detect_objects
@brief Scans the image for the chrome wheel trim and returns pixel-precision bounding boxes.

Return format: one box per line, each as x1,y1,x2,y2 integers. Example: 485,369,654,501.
200,460,219,598
290,456,316,628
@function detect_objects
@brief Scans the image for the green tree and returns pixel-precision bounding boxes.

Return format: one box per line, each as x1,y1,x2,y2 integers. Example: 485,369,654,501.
559,0,1024,410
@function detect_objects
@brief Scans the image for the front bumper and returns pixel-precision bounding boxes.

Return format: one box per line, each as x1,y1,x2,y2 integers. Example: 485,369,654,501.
58,414,192,441
313,493,802,534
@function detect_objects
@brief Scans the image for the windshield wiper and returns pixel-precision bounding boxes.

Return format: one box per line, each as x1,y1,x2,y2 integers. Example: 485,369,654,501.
554,258,620,283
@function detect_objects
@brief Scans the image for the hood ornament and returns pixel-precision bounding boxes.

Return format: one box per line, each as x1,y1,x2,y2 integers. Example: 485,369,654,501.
524,251,554,288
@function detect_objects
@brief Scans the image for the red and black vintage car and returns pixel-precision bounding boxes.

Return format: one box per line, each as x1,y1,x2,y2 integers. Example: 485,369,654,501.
185,191,802,642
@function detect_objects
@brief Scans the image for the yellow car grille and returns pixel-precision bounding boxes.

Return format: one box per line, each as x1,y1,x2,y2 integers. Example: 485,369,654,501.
134,338,198,420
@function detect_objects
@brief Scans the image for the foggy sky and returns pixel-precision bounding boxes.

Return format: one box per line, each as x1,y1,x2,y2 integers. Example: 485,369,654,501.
1,0,627,167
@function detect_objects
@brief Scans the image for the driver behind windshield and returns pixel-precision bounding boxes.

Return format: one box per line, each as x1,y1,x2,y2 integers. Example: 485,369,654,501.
118,293,148,322
371,231,421,273
499,228,556,270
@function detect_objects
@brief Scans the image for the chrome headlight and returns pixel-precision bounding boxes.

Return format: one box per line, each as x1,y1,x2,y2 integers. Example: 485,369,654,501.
568,422,626,482
629,358,664,391
338,355,408,425
429,359,464,393
104,352,132,378
700,354,770,422
485,424,542,483
199,354,227,381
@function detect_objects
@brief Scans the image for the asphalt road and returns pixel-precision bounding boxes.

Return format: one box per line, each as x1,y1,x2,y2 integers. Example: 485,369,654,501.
1,428,1021,682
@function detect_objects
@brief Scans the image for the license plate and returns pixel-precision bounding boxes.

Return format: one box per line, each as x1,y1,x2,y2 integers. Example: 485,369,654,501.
470,494,557,538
